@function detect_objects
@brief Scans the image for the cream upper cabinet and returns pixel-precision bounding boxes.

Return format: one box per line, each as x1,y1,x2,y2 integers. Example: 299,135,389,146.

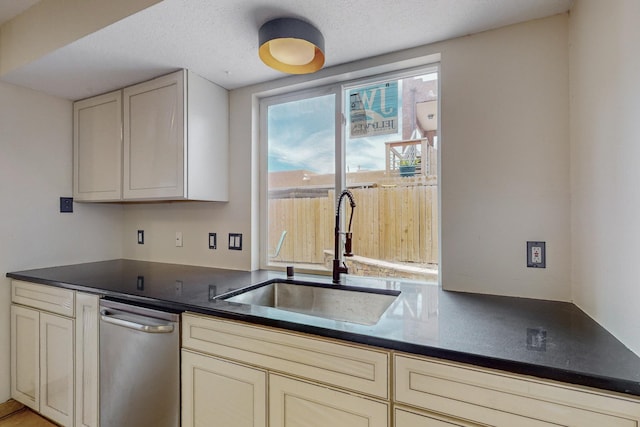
182,349,267,427
73,90,123,201
123,69,229,201
73,69,229,202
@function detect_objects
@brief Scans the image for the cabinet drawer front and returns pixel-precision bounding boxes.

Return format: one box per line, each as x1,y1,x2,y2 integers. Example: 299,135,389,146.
183,314,390,399
12,281,75,317
395,355,640,427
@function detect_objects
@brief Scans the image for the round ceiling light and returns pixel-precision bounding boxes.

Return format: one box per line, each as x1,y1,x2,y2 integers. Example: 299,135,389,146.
259,18,325,74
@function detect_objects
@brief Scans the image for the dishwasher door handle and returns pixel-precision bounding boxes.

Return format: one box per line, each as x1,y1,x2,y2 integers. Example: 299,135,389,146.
100,310,175,333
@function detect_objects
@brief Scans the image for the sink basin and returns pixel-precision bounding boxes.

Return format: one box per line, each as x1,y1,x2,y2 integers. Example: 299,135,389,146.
222,281,400,325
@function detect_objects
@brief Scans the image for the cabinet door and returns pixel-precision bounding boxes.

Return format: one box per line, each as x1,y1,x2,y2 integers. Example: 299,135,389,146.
270,374,389,427
10,305,39,410
182,350,267,427
395,407,483,427
73,90,123,201
40,312,74,427
75,293,100,427
123,70,185,200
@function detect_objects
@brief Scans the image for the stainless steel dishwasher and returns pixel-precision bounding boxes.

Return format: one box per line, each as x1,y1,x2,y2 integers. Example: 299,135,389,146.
99,299,180,427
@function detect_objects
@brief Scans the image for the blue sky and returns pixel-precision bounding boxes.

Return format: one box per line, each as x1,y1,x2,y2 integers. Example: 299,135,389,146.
268,90,404,175
268,94,336,174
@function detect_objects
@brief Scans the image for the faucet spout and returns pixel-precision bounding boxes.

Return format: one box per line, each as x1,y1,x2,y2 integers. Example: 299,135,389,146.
333,189,356,284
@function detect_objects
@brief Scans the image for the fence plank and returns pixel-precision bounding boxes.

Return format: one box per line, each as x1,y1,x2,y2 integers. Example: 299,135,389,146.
268,184,438,266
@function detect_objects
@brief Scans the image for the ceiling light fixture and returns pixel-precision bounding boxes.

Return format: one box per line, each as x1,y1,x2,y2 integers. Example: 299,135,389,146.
259,17,325,74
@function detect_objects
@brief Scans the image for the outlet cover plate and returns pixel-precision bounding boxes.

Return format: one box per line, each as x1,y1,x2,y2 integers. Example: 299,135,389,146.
527,241,546,268
60,197,73,213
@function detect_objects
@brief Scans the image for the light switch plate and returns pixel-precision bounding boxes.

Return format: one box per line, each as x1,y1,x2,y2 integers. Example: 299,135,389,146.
527,241,545,268
228,233,242,250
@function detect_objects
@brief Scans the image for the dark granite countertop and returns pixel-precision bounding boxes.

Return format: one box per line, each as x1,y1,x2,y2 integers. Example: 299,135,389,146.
7,259,640,398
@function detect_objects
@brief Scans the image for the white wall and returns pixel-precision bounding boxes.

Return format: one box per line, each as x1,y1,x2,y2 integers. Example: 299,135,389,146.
130,15,572,302
121,81,254,271
570,0,640,355
440,14,571,300
0,81,124,402
121,199,251,270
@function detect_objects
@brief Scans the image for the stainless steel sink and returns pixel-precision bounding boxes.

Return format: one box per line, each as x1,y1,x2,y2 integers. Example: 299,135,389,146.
222,281,400,325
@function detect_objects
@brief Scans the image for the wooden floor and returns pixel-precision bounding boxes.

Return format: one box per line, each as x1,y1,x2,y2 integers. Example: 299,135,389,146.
0,400,57,427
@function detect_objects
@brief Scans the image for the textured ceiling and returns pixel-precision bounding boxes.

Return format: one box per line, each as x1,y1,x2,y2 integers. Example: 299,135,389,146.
1,0,572,100
0,0,40,25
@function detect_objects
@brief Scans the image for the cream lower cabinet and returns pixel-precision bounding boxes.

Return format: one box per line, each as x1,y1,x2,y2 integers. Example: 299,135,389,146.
39,311,75,425
394,406,483,427
394,354,640,427
181,313,390,427
11,304,74,426
182,349,267,427
75,293,100,427
184,314,640,427
10,280,100,427
270,374,388,427
10,304,40,410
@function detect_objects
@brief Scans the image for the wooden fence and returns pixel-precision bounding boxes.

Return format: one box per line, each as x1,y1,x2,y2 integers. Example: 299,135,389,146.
268,184,438,266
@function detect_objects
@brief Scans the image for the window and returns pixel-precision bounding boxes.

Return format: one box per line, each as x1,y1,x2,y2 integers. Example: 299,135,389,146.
260,66,439,282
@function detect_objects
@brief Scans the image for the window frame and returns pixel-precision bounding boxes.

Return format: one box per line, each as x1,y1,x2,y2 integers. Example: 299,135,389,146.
259,63,441,273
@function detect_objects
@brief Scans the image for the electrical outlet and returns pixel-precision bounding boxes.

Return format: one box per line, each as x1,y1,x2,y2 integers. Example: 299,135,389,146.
137,230,144,244
60,197,73,213
527,241,545,268
209,233,217,249
175,231,183,247
228,233,242,250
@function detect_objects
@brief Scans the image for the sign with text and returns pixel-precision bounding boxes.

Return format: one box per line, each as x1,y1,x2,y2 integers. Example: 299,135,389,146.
349,82,398,138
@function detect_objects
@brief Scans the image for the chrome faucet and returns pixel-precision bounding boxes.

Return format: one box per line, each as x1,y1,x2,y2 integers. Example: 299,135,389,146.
333,189,356,284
